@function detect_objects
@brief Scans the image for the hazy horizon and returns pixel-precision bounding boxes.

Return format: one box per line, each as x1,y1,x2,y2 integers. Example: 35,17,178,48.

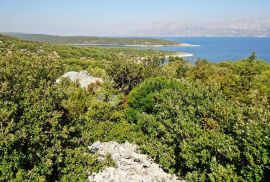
1,0,270,36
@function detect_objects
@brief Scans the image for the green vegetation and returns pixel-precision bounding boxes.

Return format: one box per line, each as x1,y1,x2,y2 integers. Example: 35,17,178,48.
3,33,180,46
0,34,270,181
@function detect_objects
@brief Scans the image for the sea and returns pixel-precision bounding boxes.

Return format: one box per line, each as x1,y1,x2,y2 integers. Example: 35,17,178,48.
153,37,270,63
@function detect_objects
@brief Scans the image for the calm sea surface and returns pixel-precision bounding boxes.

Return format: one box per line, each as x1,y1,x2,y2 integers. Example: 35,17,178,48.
155,37,270,63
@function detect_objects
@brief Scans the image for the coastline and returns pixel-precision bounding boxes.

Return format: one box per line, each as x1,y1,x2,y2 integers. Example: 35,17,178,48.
177,43,200,47
69,42,196,59
69,43,200,47
165,52,194,58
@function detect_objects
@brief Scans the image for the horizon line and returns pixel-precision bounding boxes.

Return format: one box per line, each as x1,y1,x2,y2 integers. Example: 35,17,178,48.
2,32,270,38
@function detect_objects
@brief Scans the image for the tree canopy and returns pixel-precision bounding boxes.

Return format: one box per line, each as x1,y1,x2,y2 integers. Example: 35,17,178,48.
0,34,269,181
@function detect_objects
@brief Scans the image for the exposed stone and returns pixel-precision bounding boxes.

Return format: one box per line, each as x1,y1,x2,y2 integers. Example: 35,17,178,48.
20,49,27,52
37,49,45,54
88,141,184,182
89,141,101,153
56,71,103,89
52,51,60,58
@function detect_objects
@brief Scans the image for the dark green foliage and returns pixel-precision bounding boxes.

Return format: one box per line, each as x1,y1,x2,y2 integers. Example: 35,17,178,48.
127,77,270,181
59,147,115,182
0,51,114,181
1,34,270,181
106,58,164,93
4,32,180,46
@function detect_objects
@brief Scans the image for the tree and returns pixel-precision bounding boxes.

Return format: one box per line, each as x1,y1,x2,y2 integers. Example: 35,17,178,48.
106,58,163,94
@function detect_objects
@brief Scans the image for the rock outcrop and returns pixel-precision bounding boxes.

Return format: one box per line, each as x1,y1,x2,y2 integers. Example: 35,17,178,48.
56,71,103,89
88,141,184,182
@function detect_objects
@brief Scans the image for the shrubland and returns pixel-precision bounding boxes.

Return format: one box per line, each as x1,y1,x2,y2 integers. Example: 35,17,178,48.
0,34,269,181
3,33,181,46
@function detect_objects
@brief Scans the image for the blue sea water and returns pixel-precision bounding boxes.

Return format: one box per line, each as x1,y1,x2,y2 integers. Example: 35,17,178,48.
155,37,270,63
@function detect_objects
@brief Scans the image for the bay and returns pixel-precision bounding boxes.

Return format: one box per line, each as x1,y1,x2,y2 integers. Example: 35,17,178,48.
155,37,270,63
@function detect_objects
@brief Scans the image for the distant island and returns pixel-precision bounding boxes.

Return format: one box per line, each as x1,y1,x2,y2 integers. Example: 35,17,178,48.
2,32,197,47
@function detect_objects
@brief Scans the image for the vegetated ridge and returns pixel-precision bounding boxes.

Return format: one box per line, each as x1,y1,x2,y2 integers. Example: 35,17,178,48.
2,32,182,46
0,33,269,181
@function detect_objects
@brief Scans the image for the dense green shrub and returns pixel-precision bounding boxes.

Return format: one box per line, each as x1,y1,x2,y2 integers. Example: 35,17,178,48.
106,58,164,93
1,34,270,181
0,53,113,181
127,77,270,181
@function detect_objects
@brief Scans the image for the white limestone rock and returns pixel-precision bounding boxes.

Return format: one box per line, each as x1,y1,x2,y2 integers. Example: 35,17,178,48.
88,141,184,182
56,71,103,89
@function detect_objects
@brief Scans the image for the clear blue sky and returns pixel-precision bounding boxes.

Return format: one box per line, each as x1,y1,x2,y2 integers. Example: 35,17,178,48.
1,0,270,35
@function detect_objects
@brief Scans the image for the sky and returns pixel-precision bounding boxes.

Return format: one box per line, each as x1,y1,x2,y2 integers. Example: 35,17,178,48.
1,0,270,36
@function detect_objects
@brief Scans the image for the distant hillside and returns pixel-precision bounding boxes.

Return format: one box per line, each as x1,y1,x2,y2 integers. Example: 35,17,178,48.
2,33,181,46
0,33,170,60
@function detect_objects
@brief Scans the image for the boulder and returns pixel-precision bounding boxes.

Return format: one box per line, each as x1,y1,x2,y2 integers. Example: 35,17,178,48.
56,71,103,89
88,141,184,182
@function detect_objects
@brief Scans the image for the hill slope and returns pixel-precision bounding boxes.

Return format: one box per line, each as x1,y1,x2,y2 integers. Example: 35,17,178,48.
2,32,181,46
1,34,270,181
